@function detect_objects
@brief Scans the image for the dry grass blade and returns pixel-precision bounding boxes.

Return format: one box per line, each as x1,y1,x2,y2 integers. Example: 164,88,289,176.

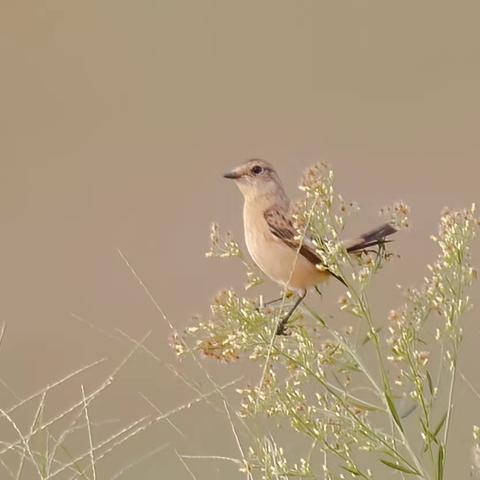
109,443,169,480
60,377,241,480
14,449,26,480
70,313,124,343
81,385,96,480
1,330,150,471
223,401,252,480
50,415,151,480
459,369,480,400
178,454,242,465
44,331,152,475
175,449,199,480
4,358,106,417
116,248,172,329
116,328,222,414
0,322,7,350
139,393,186,438
0,456,15,480
0,406,43,478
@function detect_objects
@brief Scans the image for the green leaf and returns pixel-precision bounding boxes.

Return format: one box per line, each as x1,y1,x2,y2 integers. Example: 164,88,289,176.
385,392,404,432
400,402,417,419
437,445,444,480
433,412,447,440
340,465,361,476
420,417,431,452
422,411,448,452
380,459,419,475
426,370,434,396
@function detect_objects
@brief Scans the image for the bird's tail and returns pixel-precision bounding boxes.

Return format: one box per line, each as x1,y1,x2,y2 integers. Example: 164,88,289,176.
345,223,398,253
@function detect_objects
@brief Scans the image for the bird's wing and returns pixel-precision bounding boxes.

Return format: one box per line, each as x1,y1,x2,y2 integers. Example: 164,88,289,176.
263,206,347,286
263,207,324,266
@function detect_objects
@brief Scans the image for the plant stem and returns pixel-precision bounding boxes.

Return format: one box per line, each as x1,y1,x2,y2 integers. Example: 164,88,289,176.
303,304,429,479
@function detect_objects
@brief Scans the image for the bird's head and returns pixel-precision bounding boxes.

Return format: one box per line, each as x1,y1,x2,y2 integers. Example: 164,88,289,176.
223,159,284,201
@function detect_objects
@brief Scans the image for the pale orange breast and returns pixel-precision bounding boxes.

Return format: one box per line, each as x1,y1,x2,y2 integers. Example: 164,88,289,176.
244,210,330,291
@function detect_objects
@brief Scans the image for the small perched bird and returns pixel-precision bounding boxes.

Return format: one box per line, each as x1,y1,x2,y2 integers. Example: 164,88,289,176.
224,158,397,334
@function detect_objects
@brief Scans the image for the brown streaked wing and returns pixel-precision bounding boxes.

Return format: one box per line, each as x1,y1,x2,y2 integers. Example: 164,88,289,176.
263,207,323,266
263,206,347,287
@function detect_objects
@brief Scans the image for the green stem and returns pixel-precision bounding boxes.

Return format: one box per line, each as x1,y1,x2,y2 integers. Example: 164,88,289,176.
275,347,422,476
302,304,428,479
441,348,457,479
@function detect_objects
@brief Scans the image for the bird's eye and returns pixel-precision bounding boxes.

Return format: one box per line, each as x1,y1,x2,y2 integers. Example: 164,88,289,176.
251,165,263,175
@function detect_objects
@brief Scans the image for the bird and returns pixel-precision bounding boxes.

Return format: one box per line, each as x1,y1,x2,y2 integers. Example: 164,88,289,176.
223,158,397,334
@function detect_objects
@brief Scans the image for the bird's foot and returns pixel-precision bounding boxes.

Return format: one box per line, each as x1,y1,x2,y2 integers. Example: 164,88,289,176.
276,319,290,336
275,290,307,335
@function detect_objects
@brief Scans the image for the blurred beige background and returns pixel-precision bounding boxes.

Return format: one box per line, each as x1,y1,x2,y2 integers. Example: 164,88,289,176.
1,0,479,478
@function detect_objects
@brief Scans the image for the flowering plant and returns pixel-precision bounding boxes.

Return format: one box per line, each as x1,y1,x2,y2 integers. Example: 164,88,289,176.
177,164,479,480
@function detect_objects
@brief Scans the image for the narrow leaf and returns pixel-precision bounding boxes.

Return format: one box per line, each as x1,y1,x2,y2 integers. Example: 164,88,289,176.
340,465,361,476
420,417,432,452
426,370,434,396
422,412,448,452
380,459,419,475
400,402,417,419
437,445,444,480
385,392,404,432
433,412,448,440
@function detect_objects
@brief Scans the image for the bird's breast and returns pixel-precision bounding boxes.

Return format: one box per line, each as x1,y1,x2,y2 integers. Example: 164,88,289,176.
243,207,328,291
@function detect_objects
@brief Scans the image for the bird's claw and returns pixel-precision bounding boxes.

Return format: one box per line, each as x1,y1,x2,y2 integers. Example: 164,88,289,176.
276,320,290,336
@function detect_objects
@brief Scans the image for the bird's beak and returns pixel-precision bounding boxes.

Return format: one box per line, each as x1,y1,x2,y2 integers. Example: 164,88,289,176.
223,171,241,179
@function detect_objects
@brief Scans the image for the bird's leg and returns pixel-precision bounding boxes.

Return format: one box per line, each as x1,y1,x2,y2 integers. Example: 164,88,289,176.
314,286,323,298
276,290,307,335
257,291,294,310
